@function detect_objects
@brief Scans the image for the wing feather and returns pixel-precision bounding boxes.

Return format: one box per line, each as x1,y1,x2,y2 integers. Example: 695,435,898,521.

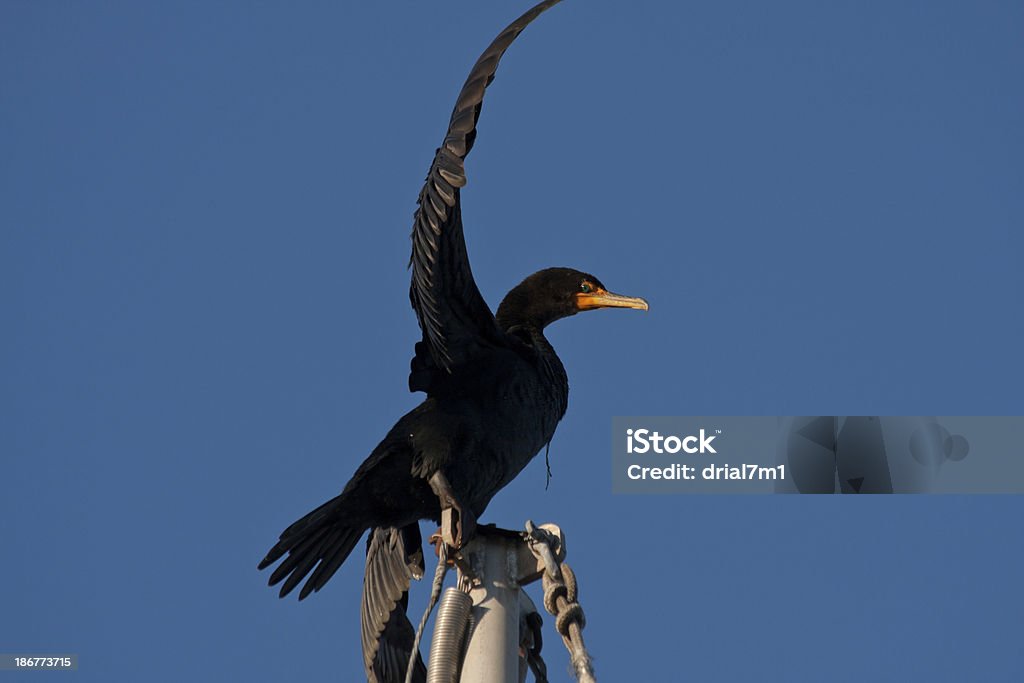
362,525,426,683
409,0,565,383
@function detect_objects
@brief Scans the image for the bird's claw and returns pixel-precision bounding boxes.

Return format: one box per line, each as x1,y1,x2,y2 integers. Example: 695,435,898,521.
454,504,476,548
437,500,476,550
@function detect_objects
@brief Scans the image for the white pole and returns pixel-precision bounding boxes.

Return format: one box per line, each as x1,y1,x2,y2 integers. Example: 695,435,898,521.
458,534,521,683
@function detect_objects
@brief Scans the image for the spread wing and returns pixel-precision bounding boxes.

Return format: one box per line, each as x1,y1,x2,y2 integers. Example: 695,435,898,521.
409,0,565,378
361,525,425,683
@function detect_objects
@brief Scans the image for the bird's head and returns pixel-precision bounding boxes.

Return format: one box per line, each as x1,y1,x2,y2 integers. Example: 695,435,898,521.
496,267,648,331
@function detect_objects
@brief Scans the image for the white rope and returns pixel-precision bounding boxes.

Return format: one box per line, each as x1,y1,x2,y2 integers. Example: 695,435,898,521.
406,543,449,683
525,521,596,683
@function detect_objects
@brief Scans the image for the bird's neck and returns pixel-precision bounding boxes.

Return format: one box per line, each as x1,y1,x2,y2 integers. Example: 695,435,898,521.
496,295,568,415
496,291,558,356
498,316,553,352
496,288,556,332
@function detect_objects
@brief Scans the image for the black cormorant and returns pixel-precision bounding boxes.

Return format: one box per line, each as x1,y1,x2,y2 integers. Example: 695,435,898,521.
258,2,647,680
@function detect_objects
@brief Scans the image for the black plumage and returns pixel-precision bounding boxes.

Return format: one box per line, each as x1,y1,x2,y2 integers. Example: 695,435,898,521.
258,2,647,681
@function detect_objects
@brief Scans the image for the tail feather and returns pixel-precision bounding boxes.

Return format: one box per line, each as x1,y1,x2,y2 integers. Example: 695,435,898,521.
278,529,338,598
302,533,354,599
259,492,367,600
259,496,340,570
267,526,329,585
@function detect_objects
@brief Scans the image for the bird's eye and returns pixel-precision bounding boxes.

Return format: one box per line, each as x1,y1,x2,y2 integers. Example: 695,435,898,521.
580,282,592,294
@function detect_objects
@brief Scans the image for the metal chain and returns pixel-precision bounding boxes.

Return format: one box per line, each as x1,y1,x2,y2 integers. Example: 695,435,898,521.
522,598,548,683
524,521,596,683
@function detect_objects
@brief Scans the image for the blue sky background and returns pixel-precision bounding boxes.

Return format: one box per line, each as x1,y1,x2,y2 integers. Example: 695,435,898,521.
2,1,1022,680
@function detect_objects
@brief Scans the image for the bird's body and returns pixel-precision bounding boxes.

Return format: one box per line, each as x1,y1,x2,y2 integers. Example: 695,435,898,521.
259,2,646,681
339,322,568,532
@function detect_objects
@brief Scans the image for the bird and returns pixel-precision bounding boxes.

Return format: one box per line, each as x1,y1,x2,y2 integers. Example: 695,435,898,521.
257,1,647,681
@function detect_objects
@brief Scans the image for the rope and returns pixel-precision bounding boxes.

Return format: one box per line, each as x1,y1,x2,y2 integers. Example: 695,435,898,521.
524,521,596,683
406,543,449,683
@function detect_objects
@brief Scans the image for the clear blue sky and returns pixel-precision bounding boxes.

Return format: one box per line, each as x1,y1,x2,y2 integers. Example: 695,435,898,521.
2,1,1022,681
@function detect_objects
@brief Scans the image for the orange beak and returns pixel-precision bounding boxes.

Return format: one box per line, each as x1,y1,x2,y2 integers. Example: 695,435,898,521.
575,288,649,312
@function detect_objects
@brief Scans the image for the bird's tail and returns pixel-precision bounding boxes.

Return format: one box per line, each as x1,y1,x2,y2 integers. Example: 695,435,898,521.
258,493,367,600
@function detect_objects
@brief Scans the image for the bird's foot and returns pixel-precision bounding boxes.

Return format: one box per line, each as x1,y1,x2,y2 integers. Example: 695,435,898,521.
428,471,476,549
453,504,476,548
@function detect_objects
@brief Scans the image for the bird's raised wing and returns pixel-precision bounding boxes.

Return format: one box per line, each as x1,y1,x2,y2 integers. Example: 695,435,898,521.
409,0,564,378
